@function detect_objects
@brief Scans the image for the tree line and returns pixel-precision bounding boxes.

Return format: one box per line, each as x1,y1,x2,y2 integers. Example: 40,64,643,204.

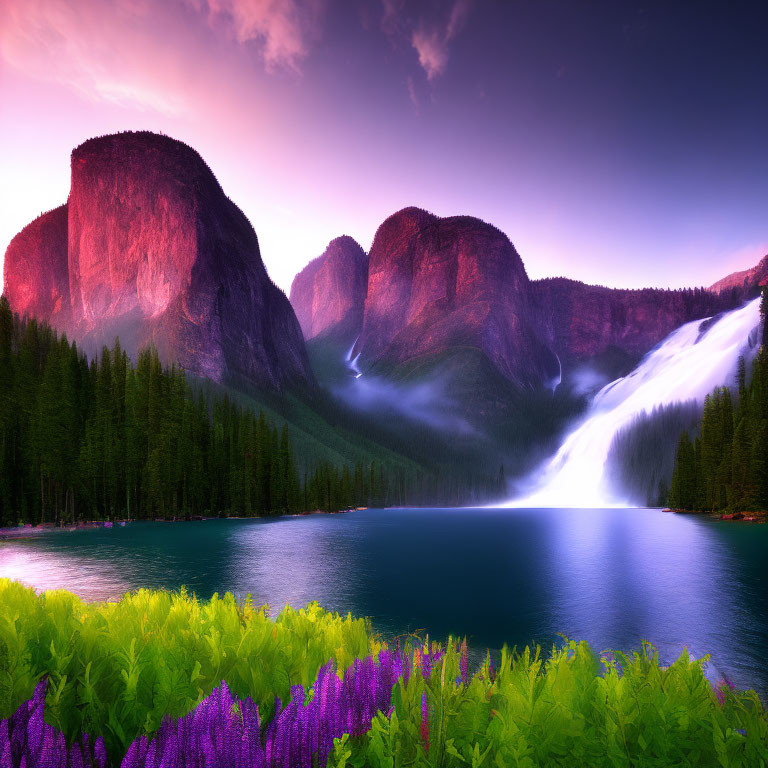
0,297,461,526
668,289,768,512
606,401,702,506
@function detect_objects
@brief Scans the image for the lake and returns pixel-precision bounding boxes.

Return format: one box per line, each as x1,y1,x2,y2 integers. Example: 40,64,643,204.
1,506,767,695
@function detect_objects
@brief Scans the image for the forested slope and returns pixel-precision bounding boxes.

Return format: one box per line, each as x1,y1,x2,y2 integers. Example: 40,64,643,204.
0,298,501,525
669,291,768,512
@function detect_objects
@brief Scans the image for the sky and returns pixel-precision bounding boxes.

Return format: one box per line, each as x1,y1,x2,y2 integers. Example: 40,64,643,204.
1,0,767,295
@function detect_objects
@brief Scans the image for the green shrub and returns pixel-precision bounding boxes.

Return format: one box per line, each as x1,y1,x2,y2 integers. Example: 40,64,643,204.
330,640,768,767
1,579,766,767
0,579,379,760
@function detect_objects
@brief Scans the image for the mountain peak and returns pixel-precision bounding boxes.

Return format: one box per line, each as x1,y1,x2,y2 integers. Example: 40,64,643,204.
4,131,312,391
290,235,368,342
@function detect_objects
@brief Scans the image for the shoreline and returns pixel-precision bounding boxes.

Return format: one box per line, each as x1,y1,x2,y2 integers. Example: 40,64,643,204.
0,507,368,541
662,508,768,522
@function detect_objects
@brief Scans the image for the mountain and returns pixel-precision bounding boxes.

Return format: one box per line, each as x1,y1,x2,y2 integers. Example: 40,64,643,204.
532,278,738,376
353,207,558,388
288,207,754,480
290,207,744,389
3,205,70,326
709,255,768,295
4,131,312,391
289,235,368,344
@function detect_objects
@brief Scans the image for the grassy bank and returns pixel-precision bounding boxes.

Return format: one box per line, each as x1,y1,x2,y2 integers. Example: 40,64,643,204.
1,580,766,767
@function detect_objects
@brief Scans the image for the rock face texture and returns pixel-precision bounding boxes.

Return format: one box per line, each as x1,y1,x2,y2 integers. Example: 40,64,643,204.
356,207,557,388
3,131,312,390
4,205,70,327
531,278,739,364
290,206,750,390
709,255,768,295
289,236,368,342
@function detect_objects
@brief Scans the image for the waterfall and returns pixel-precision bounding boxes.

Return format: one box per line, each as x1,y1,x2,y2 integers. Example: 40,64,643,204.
505,298,762,508
346,337,363,378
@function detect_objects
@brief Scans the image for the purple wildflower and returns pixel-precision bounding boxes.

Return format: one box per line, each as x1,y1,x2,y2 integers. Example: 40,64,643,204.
119,649,408,768
0,679,106,768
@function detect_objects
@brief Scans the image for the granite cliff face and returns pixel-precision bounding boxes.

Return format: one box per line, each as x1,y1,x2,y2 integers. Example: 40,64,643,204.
289,235,368,343
4,205,70,327
3,132,313,390
531,278,739,365
290,208,751,392
356,207,556,388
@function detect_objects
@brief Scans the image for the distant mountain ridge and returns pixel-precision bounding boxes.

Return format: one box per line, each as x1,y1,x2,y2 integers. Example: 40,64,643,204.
4,132,758,408
531,277,738,367
4,131,313,391
709,255,768,295
291,208,747,390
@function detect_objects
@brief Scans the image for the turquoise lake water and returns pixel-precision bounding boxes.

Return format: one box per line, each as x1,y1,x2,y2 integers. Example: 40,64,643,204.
1,507,767,694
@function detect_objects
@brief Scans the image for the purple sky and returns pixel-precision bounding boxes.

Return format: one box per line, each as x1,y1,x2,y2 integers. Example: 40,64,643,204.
1,0,766,294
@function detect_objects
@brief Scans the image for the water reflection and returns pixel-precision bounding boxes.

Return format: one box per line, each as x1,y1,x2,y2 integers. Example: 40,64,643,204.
0,545,133,601
546,509,738,664
1,508,766,693
230,516,362,613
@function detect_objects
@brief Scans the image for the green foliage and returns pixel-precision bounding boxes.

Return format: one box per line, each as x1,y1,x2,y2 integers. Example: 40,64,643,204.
330,639,768,768
1,581,766,766
0,308,420,524
607,401,702,506
670,310,768,512
0,579,380,761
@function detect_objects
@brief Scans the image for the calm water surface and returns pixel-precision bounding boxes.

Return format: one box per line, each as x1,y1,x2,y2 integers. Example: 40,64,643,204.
1,507,767,694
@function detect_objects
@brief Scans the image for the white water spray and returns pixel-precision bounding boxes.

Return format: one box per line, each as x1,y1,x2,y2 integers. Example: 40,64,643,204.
505,298,762,508
346,337,363,378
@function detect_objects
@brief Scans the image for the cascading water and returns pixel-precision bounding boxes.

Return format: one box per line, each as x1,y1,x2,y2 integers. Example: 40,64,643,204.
505,298,762,508
346,337,363,378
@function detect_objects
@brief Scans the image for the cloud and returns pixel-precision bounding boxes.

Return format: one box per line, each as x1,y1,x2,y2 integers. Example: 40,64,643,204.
199,0,326,71
336,370,477,436
380,0,473,82
411,0,472,81
0,0,189,114
0,0,326,117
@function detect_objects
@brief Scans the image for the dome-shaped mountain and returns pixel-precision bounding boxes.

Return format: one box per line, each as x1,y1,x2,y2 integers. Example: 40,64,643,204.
356,207,557,388
4,205,70,327
4,131,313,390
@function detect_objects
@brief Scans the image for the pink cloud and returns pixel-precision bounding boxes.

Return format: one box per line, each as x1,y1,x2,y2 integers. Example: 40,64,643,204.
0,0,327,117
0,0,190,114
411,0,473,81
379,0,474,83
198,0,326,72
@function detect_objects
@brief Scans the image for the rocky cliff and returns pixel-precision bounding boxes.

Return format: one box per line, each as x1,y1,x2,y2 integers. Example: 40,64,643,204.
709,255,768,295
4,205,70,327
531,278,739,366
290,208,750,392
289,235,368,343
356,207,557,388
4,131,313,390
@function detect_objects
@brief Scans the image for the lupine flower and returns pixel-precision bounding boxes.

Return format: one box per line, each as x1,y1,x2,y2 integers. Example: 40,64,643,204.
460,640,469,685
121,650,407,768
487,652,496,684
420,691,430,755
0,679,107,768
